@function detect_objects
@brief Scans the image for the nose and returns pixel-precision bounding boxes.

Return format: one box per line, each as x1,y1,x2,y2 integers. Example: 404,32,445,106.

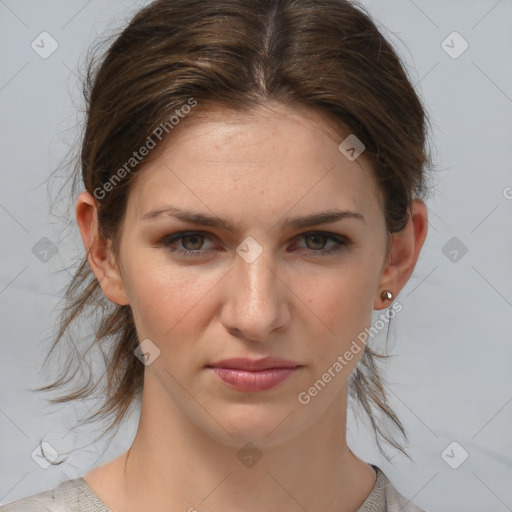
220,249,290,344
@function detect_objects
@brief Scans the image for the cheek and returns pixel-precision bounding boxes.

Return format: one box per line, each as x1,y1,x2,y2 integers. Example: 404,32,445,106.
122,253,219,340
297,263,380,378
303,263,377,332
121,234,381,353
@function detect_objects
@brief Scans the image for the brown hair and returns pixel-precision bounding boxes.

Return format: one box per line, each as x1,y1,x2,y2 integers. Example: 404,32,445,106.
38,0,433,463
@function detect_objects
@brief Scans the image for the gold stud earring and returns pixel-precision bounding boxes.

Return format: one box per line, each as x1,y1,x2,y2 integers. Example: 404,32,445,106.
380,290,393,302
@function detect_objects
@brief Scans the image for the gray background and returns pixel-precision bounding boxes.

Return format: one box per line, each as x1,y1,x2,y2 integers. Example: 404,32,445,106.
1,1,511,511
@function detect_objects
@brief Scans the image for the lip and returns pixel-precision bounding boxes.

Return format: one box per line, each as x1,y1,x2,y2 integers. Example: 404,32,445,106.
207,357,302,392
208,357,301,371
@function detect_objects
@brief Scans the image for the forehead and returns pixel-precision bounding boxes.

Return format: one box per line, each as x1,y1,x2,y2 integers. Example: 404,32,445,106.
127,102,383,222
164,101,360,163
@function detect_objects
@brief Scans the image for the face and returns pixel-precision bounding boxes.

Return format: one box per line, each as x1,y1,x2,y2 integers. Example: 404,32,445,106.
112,102,390,447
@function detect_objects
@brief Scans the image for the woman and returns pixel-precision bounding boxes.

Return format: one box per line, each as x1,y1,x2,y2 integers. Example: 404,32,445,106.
3,0,431,510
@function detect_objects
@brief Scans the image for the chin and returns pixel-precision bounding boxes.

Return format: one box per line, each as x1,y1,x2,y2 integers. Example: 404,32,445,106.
198,400,304,450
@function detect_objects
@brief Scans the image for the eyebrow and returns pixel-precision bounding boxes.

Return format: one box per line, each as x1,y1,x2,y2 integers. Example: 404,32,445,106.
141,205,365,230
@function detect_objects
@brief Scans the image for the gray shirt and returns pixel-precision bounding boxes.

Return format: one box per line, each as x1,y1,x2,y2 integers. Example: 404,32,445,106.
1,465,426,512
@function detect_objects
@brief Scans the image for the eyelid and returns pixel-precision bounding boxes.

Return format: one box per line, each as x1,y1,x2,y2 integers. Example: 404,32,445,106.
158,229,350,256
159,230,349,244
159,230,216,247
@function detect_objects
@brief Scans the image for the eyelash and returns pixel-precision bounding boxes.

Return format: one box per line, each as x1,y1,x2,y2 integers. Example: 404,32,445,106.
158,231,350,257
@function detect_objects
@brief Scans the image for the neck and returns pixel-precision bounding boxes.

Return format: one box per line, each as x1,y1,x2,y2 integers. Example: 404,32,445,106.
87,372,377,512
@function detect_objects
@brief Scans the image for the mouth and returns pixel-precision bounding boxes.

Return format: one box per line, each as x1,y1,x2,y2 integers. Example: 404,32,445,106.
206,357,302,392
208,356,301,371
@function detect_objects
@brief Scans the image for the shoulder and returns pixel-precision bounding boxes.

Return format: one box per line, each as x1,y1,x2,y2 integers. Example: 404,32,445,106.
1,487,58,512
0,478,111,512
357,465,429,512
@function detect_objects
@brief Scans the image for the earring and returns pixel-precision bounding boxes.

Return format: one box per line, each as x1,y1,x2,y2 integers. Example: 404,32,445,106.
380,290,393,302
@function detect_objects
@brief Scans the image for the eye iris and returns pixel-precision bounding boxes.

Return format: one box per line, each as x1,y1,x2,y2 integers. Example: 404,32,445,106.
306,234,326,250
182,235,203,250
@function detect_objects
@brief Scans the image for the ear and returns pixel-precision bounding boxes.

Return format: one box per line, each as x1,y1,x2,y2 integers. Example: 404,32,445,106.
374,199,428,310
75,191,129,306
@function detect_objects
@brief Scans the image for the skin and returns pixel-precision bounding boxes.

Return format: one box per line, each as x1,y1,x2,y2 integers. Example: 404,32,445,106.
76,101,428,512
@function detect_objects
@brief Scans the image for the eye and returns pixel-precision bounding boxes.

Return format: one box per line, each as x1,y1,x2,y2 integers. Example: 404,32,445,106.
159,231,213,256
158,230,350,258
175,233,206,251
295,232,349,256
